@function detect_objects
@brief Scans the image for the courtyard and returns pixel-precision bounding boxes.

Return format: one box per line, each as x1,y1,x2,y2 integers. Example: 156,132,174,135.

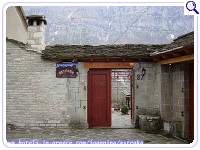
6,127,188,144
6,110,188,144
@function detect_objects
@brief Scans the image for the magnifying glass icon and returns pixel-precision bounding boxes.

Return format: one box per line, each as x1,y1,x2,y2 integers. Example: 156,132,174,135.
186,1,199,14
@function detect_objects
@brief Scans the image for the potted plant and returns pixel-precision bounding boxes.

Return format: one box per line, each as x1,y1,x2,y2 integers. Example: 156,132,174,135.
121,105,129,115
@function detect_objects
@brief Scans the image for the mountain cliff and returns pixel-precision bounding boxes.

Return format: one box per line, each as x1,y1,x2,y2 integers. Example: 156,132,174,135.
23,6,194,46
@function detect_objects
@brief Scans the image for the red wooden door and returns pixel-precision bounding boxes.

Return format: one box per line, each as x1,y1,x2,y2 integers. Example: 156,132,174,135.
189,63,194,140
88,69,111,127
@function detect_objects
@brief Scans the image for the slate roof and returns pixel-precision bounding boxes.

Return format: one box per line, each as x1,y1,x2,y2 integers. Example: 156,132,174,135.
41,31,193,61
6,38,27,48
6,38,42,53
41,44,165,61
151,31,194,56
163,31,194,50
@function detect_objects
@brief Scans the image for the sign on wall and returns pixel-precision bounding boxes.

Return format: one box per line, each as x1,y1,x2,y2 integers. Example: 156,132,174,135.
56,63,77,78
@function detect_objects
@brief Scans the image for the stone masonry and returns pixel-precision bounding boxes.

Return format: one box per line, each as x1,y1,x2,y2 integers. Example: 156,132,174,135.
134,62,190,139
27,15,47,51
134,62,161,131
6,40,88,128
134,62,161,125
161,64,190,138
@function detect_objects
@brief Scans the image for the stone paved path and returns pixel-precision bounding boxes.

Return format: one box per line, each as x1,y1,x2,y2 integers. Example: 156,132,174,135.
6,109,188,144
6,127,188,144
112,108,133,128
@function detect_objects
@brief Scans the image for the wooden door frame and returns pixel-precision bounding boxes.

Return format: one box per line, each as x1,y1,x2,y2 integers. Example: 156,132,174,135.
86,63,135,127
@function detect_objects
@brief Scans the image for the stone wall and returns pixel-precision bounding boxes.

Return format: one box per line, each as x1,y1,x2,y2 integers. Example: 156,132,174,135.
161,64,190,138
161,65,173,119
134,62,161,127
6,40,88,128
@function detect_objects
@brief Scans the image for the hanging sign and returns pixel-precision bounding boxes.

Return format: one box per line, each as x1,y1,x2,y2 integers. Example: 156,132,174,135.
56,63,77,78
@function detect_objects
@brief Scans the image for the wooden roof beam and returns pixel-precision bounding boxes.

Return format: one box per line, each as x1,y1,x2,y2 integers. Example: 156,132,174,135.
161,54,171,59
172,52,182,57
137,58,142,62
153,56,161,62
158,54,194,65
83,62,134,69
184,49,193,54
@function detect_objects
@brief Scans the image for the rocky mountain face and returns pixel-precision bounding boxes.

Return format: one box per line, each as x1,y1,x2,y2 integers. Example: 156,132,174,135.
23,6,194,46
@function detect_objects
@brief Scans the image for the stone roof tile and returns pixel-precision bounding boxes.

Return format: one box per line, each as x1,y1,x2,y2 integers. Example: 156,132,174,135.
9,31,192,61
41,44,165,60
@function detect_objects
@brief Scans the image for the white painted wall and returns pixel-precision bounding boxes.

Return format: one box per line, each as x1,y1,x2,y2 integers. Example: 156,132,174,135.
6,7,28,44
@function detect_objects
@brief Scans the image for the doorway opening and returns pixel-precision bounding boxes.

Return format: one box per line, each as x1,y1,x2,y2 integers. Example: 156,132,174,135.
111,69,133,128
87,63,135,128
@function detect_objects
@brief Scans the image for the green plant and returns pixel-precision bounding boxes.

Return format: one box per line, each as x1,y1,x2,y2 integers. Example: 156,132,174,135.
121,105,129,115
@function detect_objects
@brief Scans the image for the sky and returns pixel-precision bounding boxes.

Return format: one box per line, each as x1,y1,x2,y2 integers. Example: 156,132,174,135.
23,6,194,45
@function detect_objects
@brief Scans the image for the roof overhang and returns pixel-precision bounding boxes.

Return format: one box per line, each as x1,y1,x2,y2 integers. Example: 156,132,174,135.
56,57,153,63
151,43,194,64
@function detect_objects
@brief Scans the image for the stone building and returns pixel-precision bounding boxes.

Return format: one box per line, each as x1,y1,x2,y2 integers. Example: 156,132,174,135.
6,6,28,44
6,6,194,141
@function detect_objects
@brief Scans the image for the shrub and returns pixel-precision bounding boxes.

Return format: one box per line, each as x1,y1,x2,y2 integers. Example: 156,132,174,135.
121,105,129,115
